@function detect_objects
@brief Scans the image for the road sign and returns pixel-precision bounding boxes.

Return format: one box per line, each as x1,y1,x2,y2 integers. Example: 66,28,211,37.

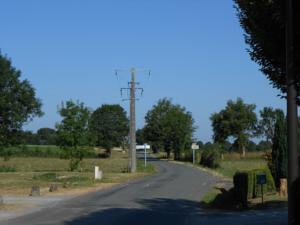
191,143,199,150
257,174,267,185
136,144,150,150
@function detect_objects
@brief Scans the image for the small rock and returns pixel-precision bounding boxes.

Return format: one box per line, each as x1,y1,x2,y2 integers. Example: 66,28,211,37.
63,182,70,189
30,186,40,196
49,184,58,192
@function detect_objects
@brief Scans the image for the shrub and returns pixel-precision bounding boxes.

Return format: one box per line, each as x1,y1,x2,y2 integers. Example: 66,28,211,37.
200,144,221,168
33,172,57,181
233,172,249,208
0,166,16,172
233,167,276,203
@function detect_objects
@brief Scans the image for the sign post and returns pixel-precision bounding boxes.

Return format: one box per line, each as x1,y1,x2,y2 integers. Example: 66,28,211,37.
136,144,151,167
256,173,267,205
191,143,200,164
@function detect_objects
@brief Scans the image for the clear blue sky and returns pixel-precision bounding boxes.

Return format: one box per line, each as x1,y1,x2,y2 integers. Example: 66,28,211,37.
0,0,285,143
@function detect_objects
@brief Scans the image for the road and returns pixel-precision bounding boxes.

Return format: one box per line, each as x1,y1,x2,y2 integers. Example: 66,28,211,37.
0,157,287,225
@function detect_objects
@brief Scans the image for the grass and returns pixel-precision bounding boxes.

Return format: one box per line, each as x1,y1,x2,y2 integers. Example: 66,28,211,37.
0,150,156,195
201,186,287,211
216,158,268,178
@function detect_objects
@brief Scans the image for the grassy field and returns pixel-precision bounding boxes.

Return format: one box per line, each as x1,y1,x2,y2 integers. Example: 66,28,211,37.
0,150,155,195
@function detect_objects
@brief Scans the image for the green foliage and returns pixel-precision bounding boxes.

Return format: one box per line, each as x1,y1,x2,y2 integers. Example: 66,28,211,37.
271,111,288,187
252,168,276,197
36,128,57,145
233,168,276,206
0,165,16,172
200,144,221,168
56,100,92,171
0,53,43,154
257,107,284,143
210,98,257,156
89,104,129,155
143,98,195,159
233,172,249,208
234,0,300,101
33,172,57,181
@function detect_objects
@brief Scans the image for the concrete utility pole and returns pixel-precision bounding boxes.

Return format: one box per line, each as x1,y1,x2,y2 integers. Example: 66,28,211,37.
129,68,137,173
286,0,299,224
117,68,150,173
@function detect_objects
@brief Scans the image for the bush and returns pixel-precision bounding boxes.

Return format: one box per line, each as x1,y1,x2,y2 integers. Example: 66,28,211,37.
200,144,221,168
233,172,249,208
0,166,16,172
233,167,276,204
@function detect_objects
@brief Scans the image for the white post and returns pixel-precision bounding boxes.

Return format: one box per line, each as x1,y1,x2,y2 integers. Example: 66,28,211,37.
95,166,102,180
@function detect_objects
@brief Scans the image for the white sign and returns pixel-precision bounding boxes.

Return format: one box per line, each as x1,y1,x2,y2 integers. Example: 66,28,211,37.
136,144,151,150
191,143,199,150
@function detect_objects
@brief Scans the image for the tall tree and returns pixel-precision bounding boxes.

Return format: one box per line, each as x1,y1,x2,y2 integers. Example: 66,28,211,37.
89,104,129,156
144,98,195,159
210,98,257,157
0,53,43,153
271,110,288,188
56,100,91,171
257,107,285,143
234,0,300,101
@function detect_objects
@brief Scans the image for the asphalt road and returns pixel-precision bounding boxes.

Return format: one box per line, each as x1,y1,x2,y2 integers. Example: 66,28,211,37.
0,157,287,225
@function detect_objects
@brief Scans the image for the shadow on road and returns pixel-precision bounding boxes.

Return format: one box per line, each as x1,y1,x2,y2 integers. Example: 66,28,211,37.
65,198,200,225
64,197,287,225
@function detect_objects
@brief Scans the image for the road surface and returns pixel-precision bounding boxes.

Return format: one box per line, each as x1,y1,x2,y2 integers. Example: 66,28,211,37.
0,158,287,225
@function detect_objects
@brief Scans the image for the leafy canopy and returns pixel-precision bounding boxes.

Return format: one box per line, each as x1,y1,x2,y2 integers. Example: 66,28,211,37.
0,53,43,149
89,104,129,152
210,98,257,151
143,98,195,159
257,107,284,143
56,100,91,148
234,0,300,101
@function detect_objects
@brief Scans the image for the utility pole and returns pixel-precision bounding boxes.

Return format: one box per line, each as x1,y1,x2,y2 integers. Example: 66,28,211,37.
286,0,299,224
116,68,150,173
129,68,137,173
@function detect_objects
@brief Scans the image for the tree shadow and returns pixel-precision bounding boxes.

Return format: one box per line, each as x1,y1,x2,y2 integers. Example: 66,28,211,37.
64,198,201,225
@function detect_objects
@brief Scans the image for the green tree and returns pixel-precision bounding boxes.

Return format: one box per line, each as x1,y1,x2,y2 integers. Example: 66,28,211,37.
136,128,146,145
257,107,284,143
0,53,43,157
36,128,57,145
56,100,91,171
144,98,195,159
234,0,300,101
271,110,288,188
89,104,129,156
210,98,257,157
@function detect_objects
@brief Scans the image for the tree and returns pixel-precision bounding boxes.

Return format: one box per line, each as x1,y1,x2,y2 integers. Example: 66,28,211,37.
257,107,284,144
271,110,288,188
234,0,300,101
210,98,257,157
0,53,43,155
89,104,129,156
143,98,195,159
56,100,91,171
136,128,146,145
36,128,57,145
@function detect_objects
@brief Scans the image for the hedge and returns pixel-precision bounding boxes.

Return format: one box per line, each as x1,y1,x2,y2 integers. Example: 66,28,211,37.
234,167,276,204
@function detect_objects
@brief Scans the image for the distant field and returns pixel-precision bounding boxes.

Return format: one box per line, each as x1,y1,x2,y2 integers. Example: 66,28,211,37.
0,150,155,195
216,158,268,178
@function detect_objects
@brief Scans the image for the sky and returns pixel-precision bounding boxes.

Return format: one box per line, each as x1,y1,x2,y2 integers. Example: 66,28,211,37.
0,0,286,143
